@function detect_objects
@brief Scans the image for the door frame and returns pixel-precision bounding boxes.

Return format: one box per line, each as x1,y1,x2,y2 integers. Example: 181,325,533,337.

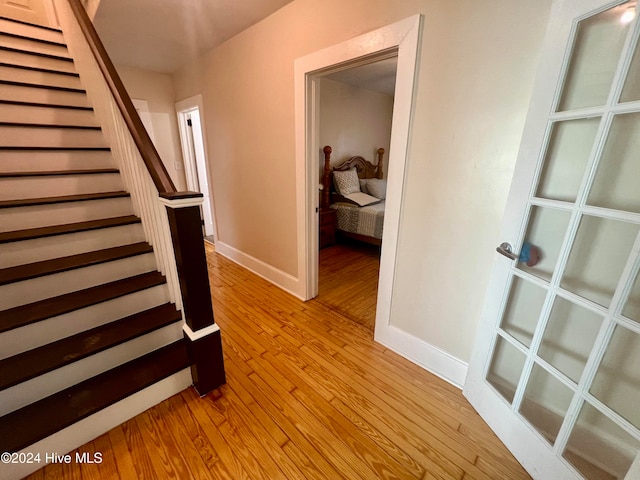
176,94,217,239
294,15,423,342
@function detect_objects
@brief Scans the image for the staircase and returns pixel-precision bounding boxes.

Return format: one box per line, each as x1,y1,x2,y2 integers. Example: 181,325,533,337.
0,14,191,466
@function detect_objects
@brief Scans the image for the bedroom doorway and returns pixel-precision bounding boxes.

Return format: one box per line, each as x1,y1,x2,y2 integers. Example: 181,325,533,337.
315,58,396,331
295,15,422,341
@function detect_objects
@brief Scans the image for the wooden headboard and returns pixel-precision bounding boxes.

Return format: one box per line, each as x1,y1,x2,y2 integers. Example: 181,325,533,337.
321,145,385,210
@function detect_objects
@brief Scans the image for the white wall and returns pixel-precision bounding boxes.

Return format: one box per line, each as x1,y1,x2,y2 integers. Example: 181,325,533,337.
116,64,187,191
172,0,553,368
319,77,393,177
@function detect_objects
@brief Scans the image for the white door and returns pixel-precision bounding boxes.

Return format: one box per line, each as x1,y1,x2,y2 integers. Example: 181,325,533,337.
176,100,216,239
186,109,214,237
464,1,640,479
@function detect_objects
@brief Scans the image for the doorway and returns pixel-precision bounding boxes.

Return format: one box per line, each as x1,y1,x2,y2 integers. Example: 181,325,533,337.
315,58,396,331
176,94,216,240
294,15,422,346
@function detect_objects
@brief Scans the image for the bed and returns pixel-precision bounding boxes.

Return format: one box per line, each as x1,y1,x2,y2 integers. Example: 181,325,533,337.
321,145,387,246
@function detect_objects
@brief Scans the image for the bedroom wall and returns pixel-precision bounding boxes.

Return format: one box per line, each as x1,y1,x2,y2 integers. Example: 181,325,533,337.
319,77,393,178
172,0,552,369
116,64,187,191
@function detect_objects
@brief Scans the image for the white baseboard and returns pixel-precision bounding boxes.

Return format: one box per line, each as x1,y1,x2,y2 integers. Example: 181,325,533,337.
3,369,192,480
374,324,468,389
214,242,304,300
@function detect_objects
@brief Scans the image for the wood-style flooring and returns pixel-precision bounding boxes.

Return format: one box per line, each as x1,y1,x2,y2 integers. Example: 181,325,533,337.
26,242,531,479
317,241,381,331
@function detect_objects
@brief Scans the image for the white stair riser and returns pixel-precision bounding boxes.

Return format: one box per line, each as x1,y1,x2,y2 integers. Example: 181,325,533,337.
0,49,76,74
0,84,87,107
0,103,98,126
0,197,134,232
0,223,145,268
0,149,114,172
0,126,106,147
0,252,158,310
0,173,122,201
6,371,191,480
0,285,171,359
0,35,69,58
0,322,183,416
0,19,65,44
0,65,83,91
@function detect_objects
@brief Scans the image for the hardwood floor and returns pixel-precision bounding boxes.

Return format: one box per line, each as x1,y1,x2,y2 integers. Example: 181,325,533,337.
317,240,381,331
26,242,531,480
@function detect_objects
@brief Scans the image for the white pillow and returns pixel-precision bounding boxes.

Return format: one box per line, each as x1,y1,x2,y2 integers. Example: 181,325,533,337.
365,179,387,199
344,192,381,206
359,179,368,194
333,168,360,196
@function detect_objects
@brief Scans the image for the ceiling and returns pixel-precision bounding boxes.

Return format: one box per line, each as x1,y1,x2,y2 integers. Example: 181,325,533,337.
93,0,397,95
325,57,398,97
93,0,294,74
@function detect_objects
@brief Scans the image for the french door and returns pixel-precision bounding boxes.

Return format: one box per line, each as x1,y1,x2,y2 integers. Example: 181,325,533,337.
464,1,640,478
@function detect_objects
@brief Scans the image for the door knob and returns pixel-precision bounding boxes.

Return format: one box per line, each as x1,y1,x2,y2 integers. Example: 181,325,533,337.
496,242,540,266
496,242,518,260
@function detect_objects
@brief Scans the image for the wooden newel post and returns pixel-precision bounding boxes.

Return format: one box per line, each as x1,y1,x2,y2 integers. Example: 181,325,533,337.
322,146,332,210
376,148,385,179
160,192,226,396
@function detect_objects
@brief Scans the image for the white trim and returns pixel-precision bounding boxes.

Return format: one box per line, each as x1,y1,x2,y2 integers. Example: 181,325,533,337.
158,195,204,209
183,322,220,341
3,369,192,480
175,94,217,240
292,15,444,381
215,241,303,300
376,325,468,388
295,14,423,303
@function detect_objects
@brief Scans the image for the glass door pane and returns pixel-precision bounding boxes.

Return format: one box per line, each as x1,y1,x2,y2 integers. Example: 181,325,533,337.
590,325,640,429
538,296,603,383
560,216,639,307
587,112,640,213
519,363,575,445
557,3,633,111
535,118,600,202
563,402,640,480
517,206,571,282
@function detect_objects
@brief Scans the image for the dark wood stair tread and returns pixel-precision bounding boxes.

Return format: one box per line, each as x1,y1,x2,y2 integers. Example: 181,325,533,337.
0,214,138,244
0,122,100,129
0,146,109,151
0,340,189,453
0,61,79,77
0,303,181,390
0,99,91,110
0,79,84,93
0,168,117,178
0,15,63,33
0,270,167,333
0,30,67,48
0,45,73,62
0,241,153,286
0,190,127,209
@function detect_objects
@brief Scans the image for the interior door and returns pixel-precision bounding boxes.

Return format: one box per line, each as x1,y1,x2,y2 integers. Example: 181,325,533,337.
0,0,51,27
464,1,640,479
